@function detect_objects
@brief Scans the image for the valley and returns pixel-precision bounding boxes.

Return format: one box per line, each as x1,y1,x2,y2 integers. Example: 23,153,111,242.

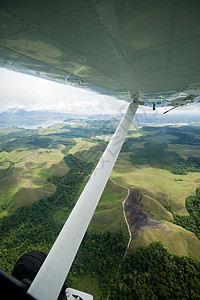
0,120,200,298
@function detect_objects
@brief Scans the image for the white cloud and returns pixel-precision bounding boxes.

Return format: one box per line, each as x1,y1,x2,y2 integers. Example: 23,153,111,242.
0,67,200,115
0,67,127,114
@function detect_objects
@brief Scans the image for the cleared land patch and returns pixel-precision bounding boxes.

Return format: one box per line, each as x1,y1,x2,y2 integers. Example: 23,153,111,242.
123,188,200,260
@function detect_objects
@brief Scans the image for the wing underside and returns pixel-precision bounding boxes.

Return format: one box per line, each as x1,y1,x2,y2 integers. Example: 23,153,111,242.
0,0,200,101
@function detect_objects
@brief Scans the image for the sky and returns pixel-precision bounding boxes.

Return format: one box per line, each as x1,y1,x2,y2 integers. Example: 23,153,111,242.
0,67,128,115
0,67,200,115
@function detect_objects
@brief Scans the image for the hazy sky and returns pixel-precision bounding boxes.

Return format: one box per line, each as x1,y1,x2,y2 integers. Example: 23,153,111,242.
0,67,199,115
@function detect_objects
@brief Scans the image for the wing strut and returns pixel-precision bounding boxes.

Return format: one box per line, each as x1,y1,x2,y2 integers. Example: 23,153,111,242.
28,102,138,300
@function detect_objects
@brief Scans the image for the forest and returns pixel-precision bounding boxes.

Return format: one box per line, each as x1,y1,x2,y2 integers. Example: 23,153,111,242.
110,241,200,299
172,187,200,239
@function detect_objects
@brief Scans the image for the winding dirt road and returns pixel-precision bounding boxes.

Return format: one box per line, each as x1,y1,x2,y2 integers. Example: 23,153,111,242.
109,177,132,257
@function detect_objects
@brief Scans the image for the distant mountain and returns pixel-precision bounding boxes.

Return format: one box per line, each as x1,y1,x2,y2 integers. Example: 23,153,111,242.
0,108,199,128
0,109,86,128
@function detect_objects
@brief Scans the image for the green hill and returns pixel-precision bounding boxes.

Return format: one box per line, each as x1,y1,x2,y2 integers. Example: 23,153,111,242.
0,123,200,298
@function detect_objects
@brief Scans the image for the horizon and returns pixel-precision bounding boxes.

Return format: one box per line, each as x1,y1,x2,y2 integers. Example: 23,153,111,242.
1,67,200,116
0,107,199,130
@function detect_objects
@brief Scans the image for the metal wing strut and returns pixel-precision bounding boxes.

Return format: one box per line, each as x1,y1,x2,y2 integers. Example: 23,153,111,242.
28,102,138,300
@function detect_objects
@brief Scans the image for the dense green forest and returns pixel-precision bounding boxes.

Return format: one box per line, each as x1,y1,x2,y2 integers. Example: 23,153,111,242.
110,241,200,299
66,231,127,297
172,188,200,239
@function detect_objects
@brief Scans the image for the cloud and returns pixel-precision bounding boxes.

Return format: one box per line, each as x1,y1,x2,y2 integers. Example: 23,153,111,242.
0,67,200,115
0,67,127,114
